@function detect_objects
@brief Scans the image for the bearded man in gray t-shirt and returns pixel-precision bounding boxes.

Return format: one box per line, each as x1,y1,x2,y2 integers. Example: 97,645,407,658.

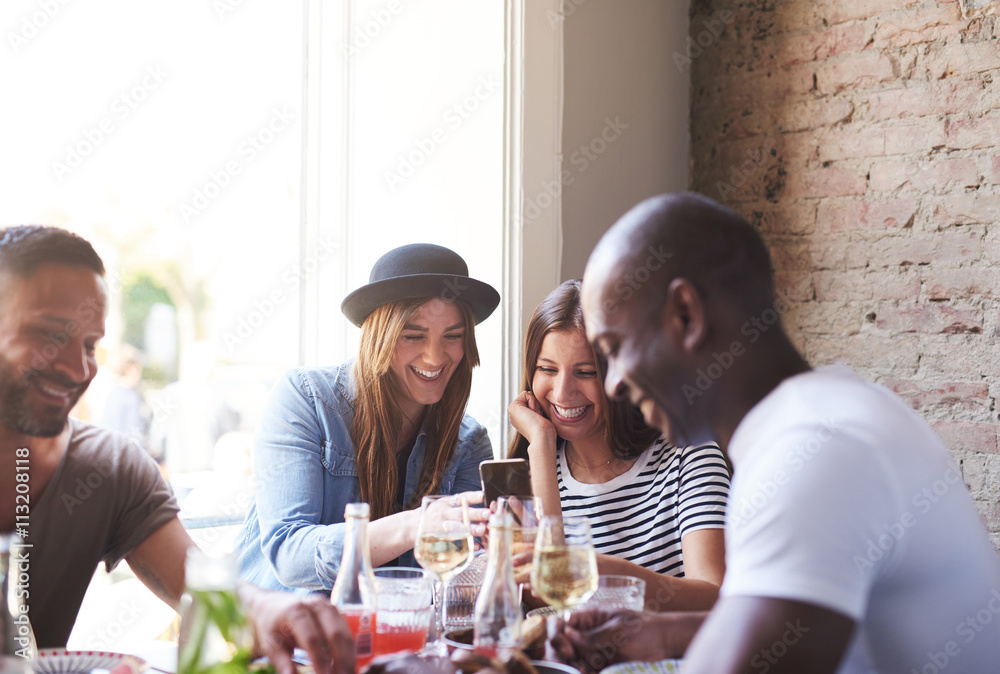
0,226,353,674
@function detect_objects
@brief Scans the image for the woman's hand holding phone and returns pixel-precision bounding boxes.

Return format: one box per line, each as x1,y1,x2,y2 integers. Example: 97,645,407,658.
512,547,534,587
416,490,489,542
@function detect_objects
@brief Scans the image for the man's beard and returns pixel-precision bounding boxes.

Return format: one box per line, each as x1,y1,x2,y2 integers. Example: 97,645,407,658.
0,355,86,438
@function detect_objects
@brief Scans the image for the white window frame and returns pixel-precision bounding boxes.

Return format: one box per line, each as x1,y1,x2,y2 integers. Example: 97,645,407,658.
299,0,564,452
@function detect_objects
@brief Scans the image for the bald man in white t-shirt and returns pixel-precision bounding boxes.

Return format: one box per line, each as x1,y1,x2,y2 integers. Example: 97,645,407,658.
555,193,1000,674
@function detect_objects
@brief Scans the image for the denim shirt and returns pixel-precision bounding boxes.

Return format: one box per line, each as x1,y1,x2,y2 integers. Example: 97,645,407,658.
235,362,493,592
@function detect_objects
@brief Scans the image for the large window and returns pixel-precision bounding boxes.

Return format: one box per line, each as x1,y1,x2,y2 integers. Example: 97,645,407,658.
309,0,505,445
2,0,507,649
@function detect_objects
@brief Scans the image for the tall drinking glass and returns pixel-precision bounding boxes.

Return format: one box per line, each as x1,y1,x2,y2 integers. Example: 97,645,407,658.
413,495,473,655
499,496,537,597
531,515,598,621
372,567,434,657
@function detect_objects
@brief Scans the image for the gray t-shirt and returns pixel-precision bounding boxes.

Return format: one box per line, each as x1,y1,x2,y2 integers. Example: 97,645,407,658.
28,419,179,648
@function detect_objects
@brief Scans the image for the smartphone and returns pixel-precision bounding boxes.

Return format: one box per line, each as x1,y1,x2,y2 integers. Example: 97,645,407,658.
479,458,533,506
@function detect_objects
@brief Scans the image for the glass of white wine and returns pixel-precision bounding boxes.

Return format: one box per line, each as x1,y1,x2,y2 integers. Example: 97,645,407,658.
414,494,473,655
531,515,598,621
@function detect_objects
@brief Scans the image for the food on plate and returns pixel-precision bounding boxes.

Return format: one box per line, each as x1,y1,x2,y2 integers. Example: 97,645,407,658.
450,647,538,674
520,614,547,653
362,640,544,674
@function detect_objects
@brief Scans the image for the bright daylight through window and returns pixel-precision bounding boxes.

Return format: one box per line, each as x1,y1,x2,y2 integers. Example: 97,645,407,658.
1,0,503,649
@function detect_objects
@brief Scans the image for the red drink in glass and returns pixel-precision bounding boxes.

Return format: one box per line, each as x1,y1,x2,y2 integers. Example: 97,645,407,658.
374,624,428,656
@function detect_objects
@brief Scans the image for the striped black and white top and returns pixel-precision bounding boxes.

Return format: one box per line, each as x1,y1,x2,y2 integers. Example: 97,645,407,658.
556,438,730,577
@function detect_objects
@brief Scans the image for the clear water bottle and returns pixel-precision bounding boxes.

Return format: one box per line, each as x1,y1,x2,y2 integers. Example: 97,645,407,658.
1,534,34,674
330,503,378,672
177,549,252,674
472,509,522,658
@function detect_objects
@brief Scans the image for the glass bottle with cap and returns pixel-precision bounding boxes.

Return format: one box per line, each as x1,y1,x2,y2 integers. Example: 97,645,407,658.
472,505,522,658
1,534,34,674
330,502,378,672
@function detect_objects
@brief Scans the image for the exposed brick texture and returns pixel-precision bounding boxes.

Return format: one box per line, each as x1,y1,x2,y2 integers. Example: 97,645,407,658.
690,0,1000,544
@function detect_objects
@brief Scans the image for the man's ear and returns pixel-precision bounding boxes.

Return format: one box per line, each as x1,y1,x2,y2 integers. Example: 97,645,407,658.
662,277,707,354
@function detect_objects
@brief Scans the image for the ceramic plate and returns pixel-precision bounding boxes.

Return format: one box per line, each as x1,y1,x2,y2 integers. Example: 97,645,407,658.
601,660,681,674
525,606,558,620
530,660,581,674
34,649,148,674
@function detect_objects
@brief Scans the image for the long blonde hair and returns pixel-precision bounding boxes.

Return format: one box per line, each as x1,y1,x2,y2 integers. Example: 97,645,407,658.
351,297,480,520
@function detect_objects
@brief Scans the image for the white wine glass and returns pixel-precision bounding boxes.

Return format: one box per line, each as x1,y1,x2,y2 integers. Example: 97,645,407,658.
531,515,598,621
413,494,473,655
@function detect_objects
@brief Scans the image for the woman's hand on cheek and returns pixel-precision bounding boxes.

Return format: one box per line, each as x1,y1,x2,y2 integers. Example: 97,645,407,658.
508,391,556,445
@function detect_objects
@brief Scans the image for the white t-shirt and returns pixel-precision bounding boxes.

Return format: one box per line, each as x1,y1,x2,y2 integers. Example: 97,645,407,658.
723,364,1000,673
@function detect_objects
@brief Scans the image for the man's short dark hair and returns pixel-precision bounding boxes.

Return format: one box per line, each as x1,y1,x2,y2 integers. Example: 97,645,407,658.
0,225,105,278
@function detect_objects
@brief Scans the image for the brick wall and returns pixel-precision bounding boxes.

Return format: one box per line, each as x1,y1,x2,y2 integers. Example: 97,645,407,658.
688,0,1000,547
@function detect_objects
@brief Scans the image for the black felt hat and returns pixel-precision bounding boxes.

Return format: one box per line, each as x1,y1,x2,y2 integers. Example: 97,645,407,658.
341,243,500,327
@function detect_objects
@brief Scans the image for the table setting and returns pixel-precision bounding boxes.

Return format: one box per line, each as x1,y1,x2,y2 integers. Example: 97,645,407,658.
366,500,682,674
30,504,678,674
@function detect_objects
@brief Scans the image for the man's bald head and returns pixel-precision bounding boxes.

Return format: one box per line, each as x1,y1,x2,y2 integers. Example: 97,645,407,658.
582,193,806,448
585,192,775,323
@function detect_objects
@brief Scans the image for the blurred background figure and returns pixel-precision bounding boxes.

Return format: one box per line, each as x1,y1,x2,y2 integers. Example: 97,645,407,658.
149,341,241,475
102,344,156,460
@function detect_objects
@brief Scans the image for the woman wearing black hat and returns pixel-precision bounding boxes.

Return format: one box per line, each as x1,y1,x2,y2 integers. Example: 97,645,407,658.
236,243,499,592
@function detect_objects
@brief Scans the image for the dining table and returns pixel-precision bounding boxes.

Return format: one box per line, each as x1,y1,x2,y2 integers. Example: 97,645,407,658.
121,640,683,674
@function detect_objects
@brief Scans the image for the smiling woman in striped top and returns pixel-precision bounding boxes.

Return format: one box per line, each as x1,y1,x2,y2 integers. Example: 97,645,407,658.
508,280,729,611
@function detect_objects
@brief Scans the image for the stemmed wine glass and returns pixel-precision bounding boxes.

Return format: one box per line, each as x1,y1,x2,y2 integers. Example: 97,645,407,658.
414,494,473,655
531,515,598,621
